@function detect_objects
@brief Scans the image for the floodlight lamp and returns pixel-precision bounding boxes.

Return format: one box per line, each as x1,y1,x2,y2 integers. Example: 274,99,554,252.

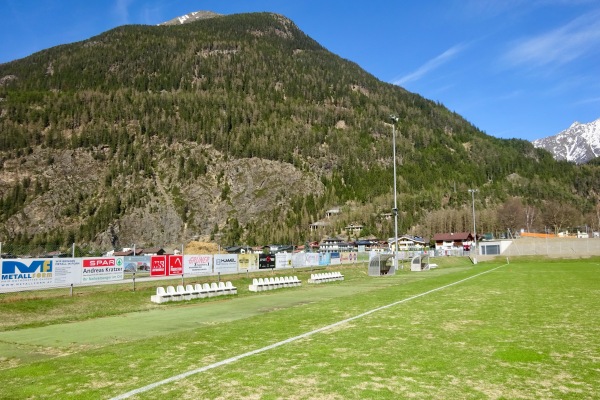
390,115,399,123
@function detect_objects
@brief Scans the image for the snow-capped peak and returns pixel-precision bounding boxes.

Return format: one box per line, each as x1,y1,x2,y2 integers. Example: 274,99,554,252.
532,118,600,164
158,11,222,26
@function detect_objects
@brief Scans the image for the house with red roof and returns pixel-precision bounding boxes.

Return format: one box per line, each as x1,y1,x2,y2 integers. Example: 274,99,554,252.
432,232,475,252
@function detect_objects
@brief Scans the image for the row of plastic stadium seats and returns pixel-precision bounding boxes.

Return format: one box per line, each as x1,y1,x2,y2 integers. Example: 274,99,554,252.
308,271,344,284
151,282,237,303
249,276,301,292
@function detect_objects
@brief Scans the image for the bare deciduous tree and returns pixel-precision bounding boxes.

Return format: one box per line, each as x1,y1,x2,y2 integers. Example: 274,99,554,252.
497,197,524,235
541,200,581,235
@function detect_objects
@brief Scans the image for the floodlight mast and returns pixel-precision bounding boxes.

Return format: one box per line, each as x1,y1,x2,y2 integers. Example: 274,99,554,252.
390,115,399,270
468,188,478,264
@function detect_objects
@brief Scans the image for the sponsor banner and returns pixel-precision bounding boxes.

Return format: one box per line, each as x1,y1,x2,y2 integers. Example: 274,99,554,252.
340,252,358,264
168,255,183,276
53,258,81,285
1,258,54,291
275,253,292,269
319,253,331,266
238,254,258,270
184,254,212,275
330,252,341,265
150,256,167,277
305,252,319,267
123,256,151,272
214,254,238,274
291,252,306,268
259,254,275,269
81,257,124,283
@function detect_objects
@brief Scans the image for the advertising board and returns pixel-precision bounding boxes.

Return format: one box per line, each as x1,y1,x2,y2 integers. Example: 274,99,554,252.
275,253,292,269
1,258,54,290
184,254,212,275
259,254,275,269
150,256,167,277
238,254,259,270
214,254,238,274
167,255,183,276
81,257,124,283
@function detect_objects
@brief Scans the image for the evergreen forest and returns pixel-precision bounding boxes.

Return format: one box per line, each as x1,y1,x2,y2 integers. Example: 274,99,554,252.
0,12,599,254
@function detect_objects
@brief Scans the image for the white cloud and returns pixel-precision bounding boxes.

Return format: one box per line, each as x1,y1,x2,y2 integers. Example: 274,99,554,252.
502,9,600,69
113,0,135,24
393,43,468,86
573,96,600,105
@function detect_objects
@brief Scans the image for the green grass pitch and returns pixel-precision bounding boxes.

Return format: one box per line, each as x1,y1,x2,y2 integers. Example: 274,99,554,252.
0,256,599,399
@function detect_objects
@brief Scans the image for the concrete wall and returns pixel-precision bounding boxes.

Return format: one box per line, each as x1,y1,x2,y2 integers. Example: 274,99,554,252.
498,237,600,257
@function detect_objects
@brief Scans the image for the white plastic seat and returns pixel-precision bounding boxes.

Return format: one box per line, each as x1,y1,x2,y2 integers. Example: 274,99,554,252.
249,278,260,292
209,282,219,297
194,283,207,299
225,281,237,295
186,284,198,299
167,285,182,301
177,285,191,301
218,281,227,295
258,278,268,291
151,286,170,303
202,283,211,297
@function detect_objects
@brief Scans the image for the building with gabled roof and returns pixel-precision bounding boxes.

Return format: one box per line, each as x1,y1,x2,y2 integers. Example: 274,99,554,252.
319,237,353,253
432,232,474,250
389,235,429,252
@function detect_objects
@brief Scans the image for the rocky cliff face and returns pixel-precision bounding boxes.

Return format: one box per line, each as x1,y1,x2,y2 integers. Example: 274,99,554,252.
532,118,600,164
1,141,323,250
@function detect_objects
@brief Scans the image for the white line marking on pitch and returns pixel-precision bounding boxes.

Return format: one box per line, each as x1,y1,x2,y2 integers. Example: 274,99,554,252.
111,264,505,399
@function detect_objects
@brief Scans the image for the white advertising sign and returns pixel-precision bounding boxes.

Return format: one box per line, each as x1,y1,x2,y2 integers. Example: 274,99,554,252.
214,254,238,274
184,254,213,275
305,252,320,267
275,253,292,269
81,257,124,283
53,258,81,285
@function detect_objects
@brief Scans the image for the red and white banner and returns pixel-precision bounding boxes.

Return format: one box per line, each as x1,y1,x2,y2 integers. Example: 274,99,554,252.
151,255,183,276
167,255,183,276
150,256,167,277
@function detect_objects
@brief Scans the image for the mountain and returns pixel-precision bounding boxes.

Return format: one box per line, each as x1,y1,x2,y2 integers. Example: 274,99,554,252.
532,118,600,164
158,11,222,26
0,11,599,253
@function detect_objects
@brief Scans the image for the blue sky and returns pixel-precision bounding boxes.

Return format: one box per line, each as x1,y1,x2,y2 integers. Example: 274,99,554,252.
1,0,599,141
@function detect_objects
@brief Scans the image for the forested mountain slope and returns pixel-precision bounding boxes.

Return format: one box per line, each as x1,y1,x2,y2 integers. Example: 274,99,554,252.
0,12,598,252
